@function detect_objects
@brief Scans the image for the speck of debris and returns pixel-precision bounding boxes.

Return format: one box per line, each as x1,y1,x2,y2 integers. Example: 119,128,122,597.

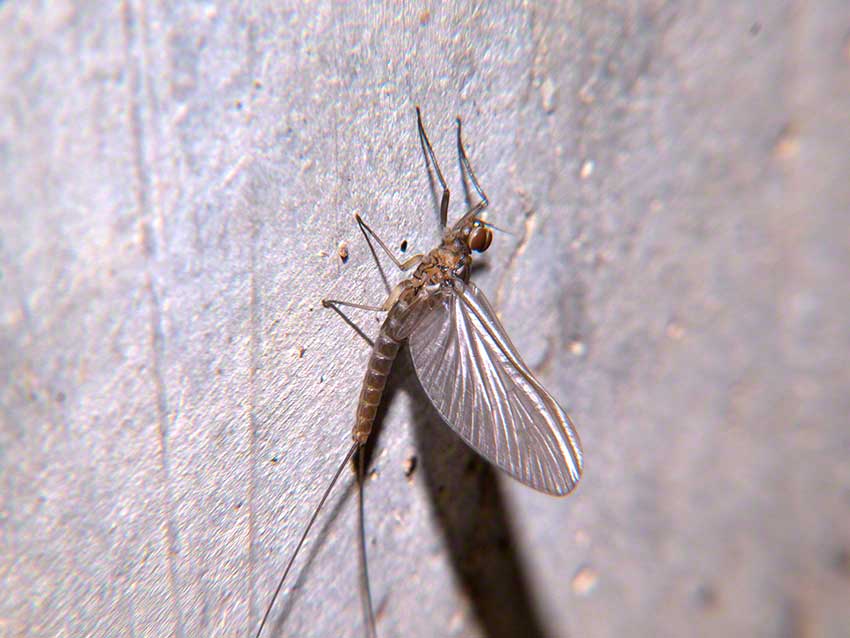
569,340,586,357
253,80,262,90
338,241,349,263
464,456,483,475
216,367,224,375
580,159,594,179
235,100,243,110
693,583,719,609
55,391,66,403
749,21,761,36
574,529,590,547
297,346,306,358
271,456,279,464
834,547,850,578
773,124,800,160
571,565,598,595
540,77,557,113
234,501,243,510
320,375,325,383
666,321,685,340
403,455,418,478
400,239,408,253
419,9,431,25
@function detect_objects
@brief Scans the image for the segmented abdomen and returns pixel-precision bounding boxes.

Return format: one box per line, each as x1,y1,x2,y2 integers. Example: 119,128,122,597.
351,298,414,443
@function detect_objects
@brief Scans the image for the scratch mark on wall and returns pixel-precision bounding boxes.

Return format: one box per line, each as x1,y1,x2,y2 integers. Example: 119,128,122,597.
121,0,185,635
247,212,260,628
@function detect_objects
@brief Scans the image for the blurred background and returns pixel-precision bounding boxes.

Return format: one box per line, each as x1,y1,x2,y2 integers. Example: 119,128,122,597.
2,2,849,637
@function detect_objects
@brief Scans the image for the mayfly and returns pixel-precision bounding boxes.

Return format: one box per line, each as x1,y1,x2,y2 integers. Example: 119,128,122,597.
255,108,583,637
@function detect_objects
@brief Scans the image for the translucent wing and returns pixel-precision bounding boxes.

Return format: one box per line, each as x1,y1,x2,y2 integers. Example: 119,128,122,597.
408,281,583,495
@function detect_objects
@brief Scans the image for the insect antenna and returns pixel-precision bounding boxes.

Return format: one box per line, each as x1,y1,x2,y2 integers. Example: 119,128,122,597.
416,106,451,228
457,118,490,210
479,220,515,237
255,441,360,638
450,118,489,227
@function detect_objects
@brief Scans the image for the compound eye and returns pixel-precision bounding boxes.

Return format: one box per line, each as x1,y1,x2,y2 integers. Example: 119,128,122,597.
468,226,493,253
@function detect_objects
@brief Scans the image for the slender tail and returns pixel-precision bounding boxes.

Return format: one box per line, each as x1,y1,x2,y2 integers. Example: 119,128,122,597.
254,441,360,638
357,445,378,638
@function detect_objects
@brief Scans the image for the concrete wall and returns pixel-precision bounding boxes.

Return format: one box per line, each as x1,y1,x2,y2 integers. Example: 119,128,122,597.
2,2,849,637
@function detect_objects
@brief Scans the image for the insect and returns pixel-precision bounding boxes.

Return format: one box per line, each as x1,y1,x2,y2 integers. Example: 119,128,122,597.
255,108,583,637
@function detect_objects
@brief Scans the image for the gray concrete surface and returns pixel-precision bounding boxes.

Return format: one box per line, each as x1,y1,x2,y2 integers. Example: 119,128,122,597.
2,2,849,637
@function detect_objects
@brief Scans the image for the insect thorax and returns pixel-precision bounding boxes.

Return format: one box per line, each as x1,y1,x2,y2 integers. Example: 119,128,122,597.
413,245,472,287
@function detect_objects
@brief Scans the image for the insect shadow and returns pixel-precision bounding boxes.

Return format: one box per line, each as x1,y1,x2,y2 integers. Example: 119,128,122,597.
402,347,550,638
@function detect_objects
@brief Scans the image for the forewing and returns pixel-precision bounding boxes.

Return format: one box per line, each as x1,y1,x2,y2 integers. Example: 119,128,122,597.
408,281,583,495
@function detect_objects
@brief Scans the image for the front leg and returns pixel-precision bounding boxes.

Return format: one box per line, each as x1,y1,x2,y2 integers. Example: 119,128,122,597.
355,214,423,272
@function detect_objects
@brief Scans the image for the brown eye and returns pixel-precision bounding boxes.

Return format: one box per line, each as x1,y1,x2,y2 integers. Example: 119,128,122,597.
468,226,493,252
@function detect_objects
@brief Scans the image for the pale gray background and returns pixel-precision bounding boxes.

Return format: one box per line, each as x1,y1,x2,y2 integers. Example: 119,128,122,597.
2,2,849,638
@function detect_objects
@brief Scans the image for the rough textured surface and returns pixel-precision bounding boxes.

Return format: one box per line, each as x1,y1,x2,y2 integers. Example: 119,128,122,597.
2,2,849,637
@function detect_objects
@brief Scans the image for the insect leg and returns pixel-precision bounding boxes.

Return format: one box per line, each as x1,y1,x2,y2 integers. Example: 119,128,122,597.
416,106,451,228
320,300,378,347
322,299,386,312
355,214,423,272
